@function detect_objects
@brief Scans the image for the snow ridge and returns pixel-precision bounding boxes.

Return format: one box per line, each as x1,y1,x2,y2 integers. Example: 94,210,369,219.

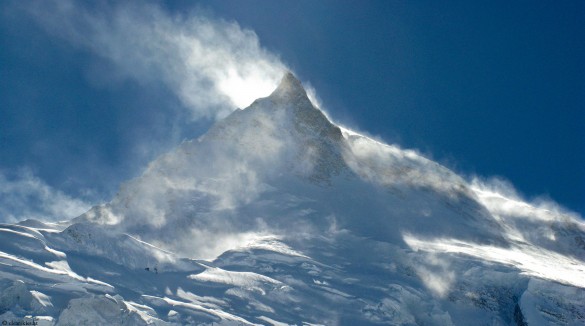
0,72,583,325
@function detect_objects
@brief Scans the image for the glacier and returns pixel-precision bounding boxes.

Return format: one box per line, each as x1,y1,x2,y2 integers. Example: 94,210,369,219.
0,72,584,325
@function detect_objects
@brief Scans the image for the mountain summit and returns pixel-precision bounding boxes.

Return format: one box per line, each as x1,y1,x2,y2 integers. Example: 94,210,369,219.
1,72,584,325
270,71,307,99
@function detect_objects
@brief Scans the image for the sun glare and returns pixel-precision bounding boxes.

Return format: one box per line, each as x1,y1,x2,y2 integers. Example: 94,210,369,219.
218,69,280,109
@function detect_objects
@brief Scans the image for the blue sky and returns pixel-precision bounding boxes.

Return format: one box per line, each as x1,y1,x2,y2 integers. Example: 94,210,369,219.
0,0,583,221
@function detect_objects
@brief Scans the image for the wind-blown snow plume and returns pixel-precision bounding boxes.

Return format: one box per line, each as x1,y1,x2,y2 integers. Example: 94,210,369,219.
470,176,582,223
0,169,91,222
0,0,290,224
19,0,287,120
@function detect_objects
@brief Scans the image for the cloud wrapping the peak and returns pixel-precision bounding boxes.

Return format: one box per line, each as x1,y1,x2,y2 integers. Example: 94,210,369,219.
21,0,287,120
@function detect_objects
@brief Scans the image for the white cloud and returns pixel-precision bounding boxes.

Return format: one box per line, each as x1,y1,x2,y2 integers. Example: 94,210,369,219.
21,0,288,120
0,169,91,223
2,0,292,227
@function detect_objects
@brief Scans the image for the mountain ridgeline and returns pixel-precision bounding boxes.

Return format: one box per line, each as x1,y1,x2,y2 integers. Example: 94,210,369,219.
1,73,584,325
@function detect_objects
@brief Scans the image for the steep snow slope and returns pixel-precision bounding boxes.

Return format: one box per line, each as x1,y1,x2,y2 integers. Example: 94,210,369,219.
76,72,506,257
1,73,584,325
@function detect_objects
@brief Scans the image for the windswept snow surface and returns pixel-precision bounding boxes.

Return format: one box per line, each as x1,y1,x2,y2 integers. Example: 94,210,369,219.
1,73,584,325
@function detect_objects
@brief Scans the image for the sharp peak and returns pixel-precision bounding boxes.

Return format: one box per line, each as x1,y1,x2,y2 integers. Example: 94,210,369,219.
280,71,302,86
270,71,307,98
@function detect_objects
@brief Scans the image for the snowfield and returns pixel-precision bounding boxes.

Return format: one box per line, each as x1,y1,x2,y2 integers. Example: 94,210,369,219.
1,73,584,325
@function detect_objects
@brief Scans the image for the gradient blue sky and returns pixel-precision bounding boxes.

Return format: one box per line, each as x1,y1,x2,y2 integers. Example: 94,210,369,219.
1,0,583,220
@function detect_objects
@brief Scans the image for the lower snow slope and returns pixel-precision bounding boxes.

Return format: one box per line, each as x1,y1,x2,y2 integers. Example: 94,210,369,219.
1,129,583,325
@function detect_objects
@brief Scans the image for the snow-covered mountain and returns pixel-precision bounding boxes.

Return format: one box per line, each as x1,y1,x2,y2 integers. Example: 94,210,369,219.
1,73,584,325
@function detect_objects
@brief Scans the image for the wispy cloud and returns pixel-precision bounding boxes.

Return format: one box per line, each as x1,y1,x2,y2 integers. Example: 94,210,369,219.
403,233,585,289
1,0,293,225
470,176,582,223
0,169,91,223
20,0,287,120
401,176,585,295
